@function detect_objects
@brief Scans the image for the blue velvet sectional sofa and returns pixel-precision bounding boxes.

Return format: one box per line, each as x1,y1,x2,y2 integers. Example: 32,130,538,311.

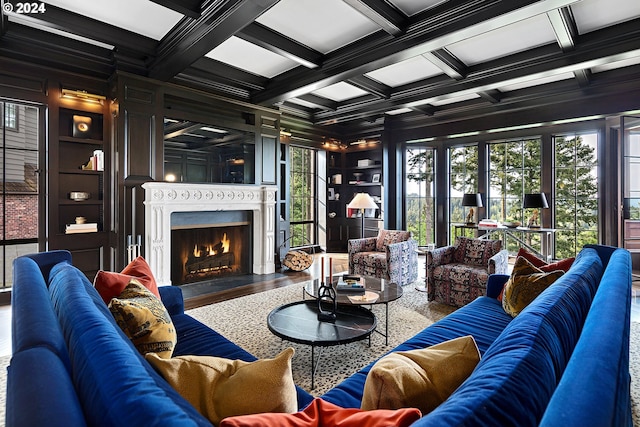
6,244,633,426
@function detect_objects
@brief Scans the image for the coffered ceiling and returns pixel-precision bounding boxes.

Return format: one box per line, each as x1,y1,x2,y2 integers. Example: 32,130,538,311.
2,0,640,135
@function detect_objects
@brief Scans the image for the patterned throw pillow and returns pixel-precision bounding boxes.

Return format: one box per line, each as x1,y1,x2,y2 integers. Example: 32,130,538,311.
502,256,564,317
361,335,481,415
109,279,176,358
375,230,411,251
146,348,298,426
453,237,502,266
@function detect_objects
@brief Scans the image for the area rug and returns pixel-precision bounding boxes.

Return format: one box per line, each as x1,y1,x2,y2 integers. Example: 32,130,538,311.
187,283,456,396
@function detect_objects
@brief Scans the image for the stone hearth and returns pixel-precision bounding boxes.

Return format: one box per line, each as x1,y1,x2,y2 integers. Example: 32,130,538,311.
143,182,277,286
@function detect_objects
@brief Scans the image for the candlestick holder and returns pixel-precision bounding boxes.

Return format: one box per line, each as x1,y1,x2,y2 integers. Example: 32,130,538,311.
317,280,337,323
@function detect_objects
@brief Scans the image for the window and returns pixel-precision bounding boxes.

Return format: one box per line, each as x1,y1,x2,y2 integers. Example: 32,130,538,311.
405,147,435,246
0,101,40,289
1,103,18,131
449,145,478,241
553,133,599,258
488,138,542,252
289,145,316,247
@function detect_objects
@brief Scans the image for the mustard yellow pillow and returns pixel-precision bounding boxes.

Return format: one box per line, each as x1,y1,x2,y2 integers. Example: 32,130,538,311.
108,279,177,358
146,347,297,426
361,335,480,414
502,256,564,317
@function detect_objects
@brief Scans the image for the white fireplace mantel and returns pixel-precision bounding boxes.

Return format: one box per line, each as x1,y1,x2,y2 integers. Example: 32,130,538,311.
143,182,277,286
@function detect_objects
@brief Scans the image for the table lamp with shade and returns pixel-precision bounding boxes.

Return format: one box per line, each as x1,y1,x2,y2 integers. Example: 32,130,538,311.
347,193,379,238
523,193,549,228
462,193,483,225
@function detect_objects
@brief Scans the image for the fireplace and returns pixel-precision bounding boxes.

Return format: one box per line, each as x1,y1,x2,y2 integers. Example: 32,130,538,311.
171,214,251,285
143,182,277,287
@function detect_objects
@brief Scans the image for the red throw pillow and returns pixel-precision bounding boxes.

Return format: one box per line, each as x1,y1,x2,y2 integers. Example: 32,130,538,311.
539,257,575,273
516,247,547,268
219,397,421,427
516,247,575,272
94,256,160,304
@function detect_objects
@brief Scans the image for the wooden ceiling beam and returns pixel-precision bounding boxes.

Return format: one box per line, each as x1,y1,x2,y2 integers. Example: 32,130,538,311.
342,0,406,35
148,0,202,19
237,22,322,69
251,0,582,105
312,20,640,125
149,0,279,81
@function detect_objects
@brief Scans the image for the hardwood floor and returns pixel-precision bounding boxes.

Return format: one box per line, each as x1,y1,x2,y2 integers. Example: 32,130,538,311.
184,253,350,310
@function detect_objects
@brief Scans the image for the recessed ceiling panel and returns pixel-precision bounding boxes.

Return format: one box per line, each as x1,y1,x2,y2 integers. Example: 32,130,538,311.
592,56,640,73
572,0,640,35
42,0,183,40
366,55,442,87
385,107,413,115
206,37,298,78
311,82,369,102
447,14,556,66
430,92,479,106
498,72,574,92
287,98,322,109
256,0,379,54
390,0,449,17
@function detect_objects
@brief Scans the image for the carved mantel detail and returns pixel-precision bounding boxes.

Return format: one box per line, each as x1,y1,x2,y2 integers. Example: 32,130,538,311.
143,182,277,286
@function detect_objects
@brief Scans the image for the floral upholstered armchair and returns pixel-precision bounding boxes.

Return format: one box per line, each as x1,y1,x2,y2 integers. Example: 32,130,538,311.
427,236,509,307
348,229,418,287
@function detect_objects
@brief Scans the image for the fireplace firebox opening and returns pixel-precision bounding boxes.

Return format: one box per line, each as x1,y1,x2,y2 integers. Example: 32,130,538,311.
171,222,251,285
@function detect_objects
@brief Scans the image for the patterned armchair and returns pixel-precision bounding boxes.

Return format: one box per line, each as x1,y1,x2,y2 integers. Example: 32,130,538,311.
348,229,418,286
427,236,509,307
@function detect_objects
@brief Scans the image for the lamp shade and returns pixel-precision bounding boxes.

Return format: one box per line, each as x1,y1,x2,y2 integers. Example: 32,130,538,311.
461,193,483,208
523,193,549,209
347,193,378,210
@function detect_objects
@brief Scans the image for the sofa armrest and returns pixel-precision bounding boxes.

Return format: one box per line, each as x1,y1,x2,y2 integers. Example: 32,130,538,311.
159,286,185,316
486,274,510,299
348,237,377,254
24,250,72,283
488,249,509,275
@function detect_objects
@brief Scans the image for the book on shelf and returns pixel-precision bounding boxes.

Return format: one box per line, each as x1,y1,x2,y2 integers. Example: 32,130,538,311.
65,223,98,234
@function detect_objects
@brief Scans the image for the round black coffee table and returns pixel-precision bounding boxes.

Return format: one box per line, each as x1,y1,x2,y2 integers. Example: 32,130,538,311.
267,300,377,389
303,276,402,345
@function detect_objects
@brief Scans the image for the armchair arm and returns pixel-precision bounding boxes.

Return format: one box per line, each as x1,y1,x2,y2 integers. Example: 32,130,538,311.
427,245,456,269
386,238,418,261
347,237,377,254
488,249,509,275
486,274,510,299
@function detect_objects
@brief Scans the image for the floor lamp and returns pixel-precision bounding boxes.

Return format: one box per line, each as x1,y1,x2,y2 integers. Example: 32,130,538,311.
347,193,378,238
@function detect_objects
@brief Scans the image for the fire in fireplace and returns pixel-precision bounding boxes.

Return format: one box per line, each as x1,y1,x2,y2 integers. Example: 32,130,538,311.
171,224,251,285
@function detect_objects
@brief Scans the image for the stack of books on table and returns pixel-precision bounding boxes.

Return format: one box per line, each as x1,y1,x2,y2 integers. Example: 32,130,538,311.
336,275,365,293
65,223,98,234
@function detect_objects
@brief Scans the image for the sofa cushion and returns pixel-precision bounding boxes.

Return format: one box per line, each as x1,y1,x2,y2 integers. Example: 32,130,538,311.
94,256,160,304
414,247,603,427
453,237,501,267
146,347,298,426
502,256,564,317
219,397,421,427
375,229,410,251
48,262,210,427
361,335,480,414
109,279,177,358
